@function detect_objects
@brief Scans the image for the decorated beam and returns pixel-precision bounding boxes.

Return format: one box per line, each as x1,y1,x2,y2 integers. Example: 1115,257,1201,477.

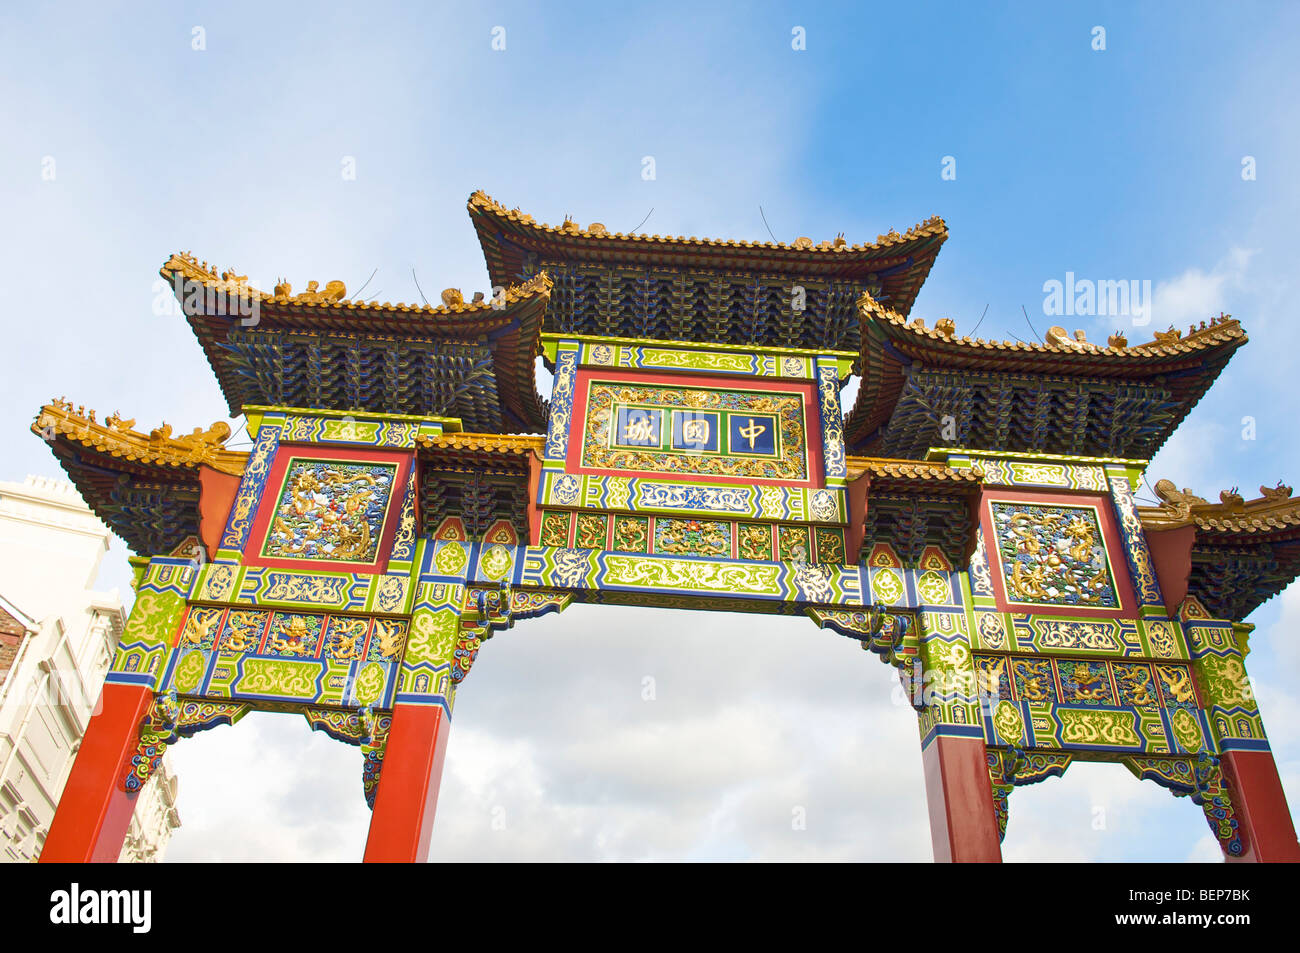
35,206,1299,864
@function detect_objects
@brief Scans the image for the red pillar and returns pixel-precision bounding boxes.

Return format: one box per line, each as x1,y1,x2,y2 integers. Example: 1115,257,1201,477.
363,703,452,863
1220,750,1300,862
40,682,152,863
921,735,1003,862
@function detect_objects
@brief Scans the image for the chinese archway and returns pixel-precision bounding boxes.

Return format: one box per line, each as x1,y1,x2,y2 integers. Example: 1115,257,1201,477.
35,191,1300,862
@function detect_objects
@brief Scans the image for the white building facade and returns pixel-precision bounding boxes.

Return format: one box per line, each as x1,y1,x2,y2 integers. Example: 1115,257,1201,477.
0,475,180,862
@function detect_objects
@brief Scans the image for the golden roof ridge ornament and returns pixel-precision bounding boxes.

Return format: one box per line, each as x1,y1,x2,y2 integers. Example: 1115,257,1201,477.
34,401,243,474
469,189,946,253
164,252,551,316
1143,478,1299,530
858,291,1246,356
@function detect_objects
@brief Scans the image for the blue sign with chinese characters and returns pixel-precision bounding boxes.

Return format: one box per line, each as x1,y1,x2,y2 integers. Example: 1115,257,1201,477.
728,413,777,456
614,406,663,448
670,410,721,452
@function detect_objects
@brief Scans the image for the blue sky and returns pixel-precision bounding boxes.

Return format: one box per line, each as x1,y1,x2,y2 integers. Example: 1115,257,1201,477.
2,1,1297,861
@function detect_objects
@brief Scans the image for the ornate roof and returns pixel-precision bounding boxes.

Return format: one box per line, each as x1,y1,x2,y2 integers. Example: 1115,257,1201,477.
1140,480,1300,536
34,401,245,475
468,190,947,350
161,253,553,432
848,296,1247,458
32,401,246,554
417,433,544,456
469,190,947,273
845,455,982,567
1140,480,1300,619
860,296,1246,369
416,432,542,477
847,456,985,485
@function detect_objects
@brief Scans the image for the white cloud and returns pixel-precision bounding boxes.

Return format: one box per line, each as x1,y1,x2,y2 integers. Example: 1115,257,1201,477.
1151,247,1255,329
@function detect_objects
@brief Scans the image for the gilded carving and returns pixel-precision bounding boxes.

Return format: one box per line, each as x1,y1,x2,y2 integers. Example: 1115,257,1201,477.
993,700,1025,745
1156,664,1198,705
375,574,407,612
601,555,782,595
654,518,729,557
582,381,808,481
263,460,396,563
237,659,318,698
1059,709,1141,746
991,502,1118,608
262,573,348,604
1171,706,1204,752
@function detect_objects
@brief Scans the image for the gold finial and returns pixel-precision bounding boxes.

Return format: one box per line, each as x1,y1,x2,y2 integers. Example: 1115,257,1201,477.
1046,326,1089,347
293,280,347,304
440,288,464,308
1260,482,1293,501
106,411,136,432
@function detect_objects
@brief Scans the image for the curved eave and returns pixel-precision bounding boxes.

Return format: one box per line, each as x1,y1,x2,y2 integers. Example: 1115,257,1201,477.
1138,495,1300,540
32,405,247,554
416,432,542,475
847,294,1247,452
33,405,247,477
469,190,947,316
846,455,984,493
1140,489,1300,618
161,256,552,429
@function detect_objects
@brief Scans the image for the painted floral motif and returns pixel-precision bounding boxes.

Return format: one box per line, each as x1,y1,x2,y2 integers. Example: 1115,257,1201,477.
263,460,396,563
991,502,1118,608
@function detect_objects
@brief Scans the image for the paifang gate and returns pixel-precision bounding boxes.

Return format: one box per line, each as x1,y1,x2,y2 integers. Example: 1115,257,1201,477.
36,191,1300,862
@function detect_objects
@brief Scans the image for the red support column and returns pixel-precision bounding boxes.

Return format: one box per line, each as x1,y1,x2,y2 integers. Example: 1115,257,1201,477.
921,735,1004,862
363,703,452,863
1220,750,1300,862
40,682,152,863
